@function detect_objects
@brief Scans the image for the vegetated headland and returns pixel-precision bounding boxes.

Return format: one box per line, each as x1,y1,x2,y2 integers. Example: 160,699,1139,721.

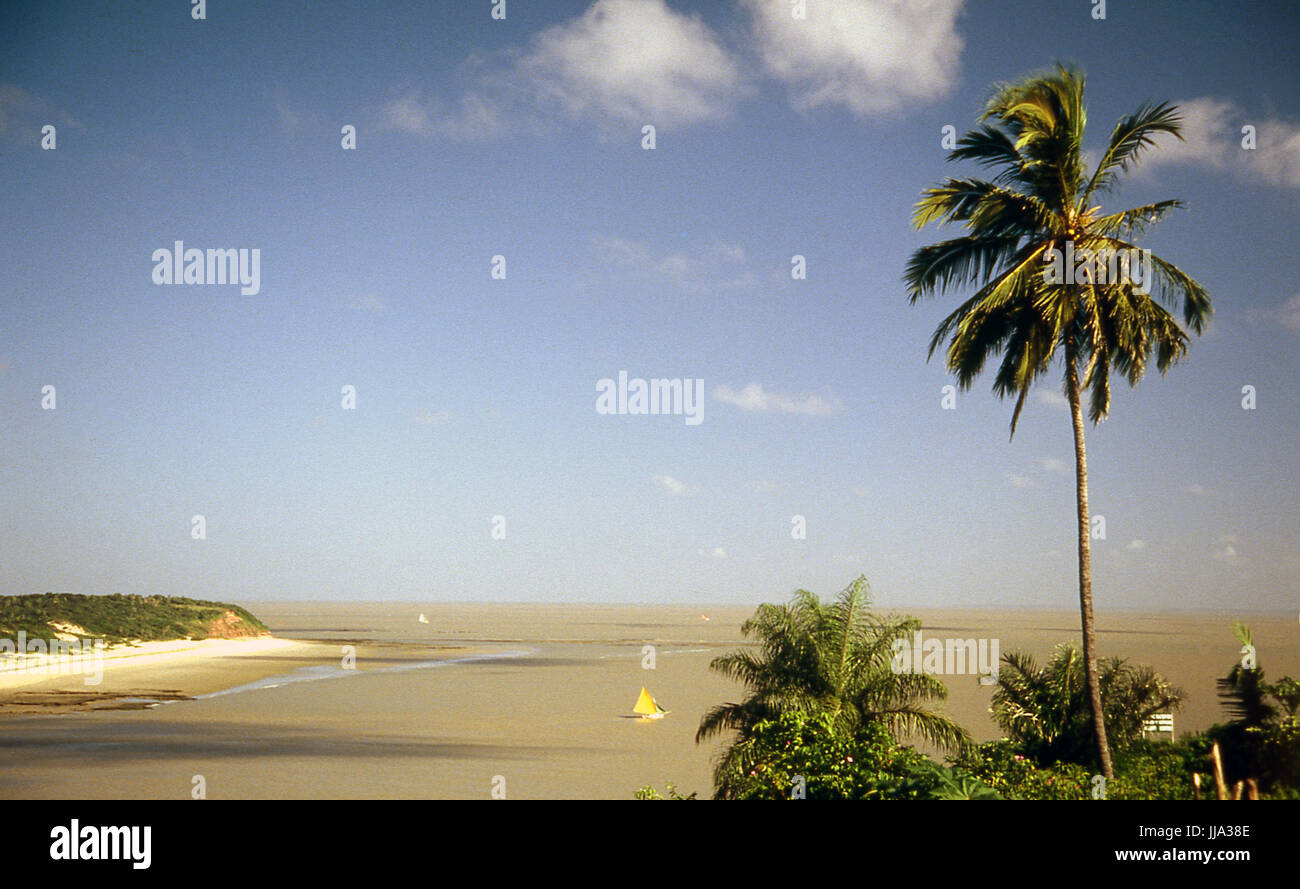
0,593,269,645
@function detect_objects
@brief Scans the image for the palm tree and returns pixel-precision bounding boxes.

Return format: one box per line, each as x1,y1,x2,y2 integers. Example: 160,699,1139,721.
991,644,1186,766
695,575,970,797
904,64,1211,777
1217,621,1282,726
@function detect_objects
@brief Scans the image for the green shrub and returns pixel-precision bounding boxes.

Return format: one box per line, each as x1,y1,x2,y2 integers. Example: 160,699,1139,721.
953,740,1092,799
722,713,998,800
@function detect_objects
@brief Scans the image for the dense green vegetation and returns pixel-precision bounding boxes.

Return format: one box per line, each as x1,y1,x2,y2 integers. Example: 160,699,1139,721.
0,593,269,644
694,575,968,798
642,577,1298,801
990,643,1186,766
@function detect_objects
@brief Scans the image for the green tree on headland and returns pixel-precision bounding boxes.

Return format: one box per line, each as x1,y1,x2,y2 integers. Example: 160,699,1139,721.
905,64,1212,777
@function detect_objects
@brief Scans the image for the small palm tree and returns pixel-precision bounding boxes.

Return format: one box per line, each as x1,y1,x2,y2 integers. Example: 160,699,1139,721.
991,643,1185,765
905,64,1212,777
696,575,970,798
1216,621,1293,726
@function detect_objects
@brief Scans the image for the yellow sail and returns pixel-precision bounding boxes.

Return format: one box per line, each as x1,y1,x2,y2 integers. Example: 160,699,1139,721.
632,686,663,716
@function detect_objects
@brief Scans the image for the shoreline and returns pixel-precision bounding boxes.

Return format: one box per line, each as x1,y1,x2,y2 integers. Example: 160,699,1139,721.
0,636,299,691
0,635,495,716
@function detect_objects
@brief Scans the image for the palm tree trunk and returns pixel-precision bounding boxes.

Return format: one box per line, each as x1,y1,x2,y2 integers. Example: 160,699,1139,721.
1064,344,1115,779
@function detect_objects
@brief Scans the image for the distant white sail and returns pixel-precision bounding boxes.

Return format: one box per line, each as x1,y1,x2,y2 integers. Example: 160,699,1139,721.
418,613,429,624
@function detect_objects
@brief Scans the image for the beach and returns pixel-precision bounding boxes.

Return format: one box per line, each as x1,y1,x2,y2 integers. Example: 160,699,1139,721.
0,603,1295,799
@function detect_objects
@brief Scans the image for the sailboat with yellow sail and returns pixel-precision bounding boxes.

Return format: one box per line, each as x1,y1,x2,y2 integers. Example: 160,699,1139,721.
631,686,668,719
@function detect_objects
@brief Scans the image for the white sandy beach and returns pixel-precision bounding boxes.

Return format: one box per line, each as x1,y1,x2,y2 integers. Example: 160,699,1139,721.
0,637,301,692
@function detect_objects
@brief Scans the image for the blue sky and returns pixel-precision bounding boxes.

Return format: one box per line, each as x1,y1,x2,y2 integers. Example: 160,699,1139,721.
0,0,1296,610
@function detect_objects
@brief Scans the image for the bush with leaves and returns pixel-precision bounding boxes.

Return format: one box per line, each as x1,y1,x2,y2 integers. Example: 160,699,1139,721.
990,644,1184,768
720,712,998,800
633,782,698,800
953,740,1092,800
1106,738,1212,800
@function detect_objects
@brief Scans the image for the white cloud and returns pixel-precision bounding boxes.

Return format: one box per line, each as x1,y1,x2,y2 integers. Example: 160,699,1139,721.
1035,389,1068,410
1248,293,1300,332
1126,539,1147,551
1006,473,1034,489
1183,484,1207,496
273,94,303,135
697,546,728,559
742,0,964,116
652,474,695,495
1280,294,1300,331
0,83,83,145
748,479,781,492
377,89,505,141
522,0,744,126
709,243,747,264
430,92,506,140
1039,458,1071,474
1142,97,1300,187
594,234,751,290
713,382,842,416
269,87,322,137
380,93,432,135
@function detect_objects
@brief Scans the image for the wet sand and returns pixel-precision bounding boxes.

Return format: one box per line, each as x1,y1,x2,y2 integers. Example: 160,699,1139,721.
0,603,1294,799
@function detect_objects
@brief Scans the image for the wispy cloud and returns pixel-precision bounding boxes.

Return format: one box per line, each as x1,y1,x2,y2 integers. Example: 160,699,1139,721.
270,87,321,137
0,83,83,145
1126,539,1147,551
377,89,504,141
697,546,728,560
1006,473,1034,489
594,234,751,290
1246,292,1300,333
652,474,696,496
522,0,744,126
379,93,431,135
1143,97,1300,187
1039,457,1071,474
713,383,842,416
1035,389,1068,410
742,0,964,116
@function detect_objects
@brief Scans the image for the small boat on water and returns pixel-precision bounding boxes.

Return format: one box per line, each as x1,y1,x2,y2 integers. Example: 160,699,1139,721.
418,613,429,624
631,686,668,719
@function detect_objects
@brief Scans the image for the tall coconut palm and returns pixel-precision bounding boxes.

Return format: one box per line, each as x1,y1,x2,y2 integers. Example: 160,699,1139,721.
695,575,970,797
904,64,1211,777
